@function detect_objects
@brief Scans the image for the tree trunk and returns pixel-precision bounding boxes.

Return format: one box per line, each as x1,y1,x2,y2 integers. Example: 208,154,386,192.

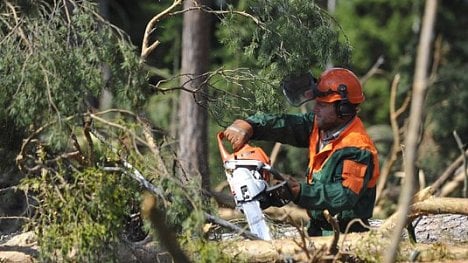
177,0,211,189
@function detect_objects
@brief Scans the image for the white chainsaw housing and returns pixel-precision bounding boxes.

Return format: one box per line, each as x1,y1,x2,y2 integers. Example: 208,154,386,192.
224,159,271,240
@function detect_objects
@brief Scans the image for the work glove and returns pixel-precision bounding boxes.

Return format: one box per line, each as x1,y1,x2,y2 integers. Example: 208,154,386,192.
223,119,253,151
259,176,300,209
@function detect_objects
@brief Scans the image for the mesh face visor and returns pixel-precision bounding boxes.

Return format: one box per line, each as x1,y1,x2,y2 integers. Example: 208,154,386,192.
281,72,317,106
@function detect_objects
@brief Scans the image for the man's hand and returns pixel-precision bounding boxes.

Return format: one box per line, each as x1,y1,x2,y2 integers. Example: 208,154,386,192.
260,176,301,209
223,119,253,151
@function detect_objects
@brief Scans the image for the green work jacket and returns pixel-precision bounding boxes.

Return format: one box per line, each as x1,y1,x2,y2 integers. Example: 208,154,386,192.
246,112,379,231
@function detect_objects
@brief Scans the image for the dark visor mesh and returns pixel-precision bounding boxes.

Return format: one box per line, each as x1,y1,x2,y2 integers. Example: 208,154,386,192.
281,72,317,106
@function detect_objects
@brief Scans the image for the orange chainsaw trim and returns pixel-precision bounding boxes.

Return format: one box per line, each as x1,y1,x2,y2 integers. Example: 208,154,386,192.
217,132,271,181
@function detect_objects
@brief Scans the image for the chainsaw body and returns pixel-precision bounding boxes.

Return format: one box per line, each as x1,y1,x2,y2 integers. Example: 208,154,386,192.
217,133,272,240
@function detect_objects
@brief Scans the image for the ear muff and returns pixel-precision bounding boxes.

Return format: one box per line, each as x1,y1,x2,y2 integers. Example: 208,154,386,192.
335,84,356,118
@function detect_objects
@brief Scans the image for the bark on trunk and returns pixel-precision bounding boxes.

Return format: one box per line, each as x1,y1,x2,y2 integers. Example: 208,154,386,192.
177,0,211,189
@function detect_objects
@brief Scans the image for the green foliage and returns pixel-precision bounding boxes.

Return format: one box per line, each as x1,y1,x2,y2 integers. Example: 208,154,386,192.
15,108,226,261
0,1,148,129
21,166,139,262
206,68,285,125
333,0,422,126
335,0,422,72
222,0,351,78
359,78,391,124
212,0,352,120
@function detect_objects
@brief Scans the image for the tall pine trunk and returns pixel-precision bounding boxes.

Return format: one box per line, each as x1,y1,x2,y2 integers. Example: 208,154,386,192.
177,0,211,190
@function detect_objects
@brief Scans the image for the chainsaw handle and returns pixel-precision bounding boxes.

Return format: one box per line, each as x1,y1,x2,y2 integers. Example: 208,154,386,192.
262,164,287,181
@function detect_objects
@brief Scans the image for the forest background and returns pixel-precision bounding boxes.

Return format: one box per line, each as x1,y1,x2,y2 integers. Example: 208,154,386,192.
0,0,467,262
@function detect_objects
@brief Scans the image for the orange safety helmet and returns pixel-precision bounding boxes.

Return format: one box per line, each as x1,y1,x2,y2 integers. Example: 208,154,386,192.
315,68,365,104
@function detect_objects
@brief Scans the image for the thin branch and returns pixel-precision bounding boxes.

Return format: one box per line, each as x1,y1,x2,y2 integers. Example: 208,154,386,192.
140,1,264,61
384,1,438,262
376,74,402,203
440,170,467,197
82,113,95,165
360,55,385,85
88,113,150,148
4,1,32,50
289,215,312,260
16,115,76,171
432,149,468,194
323,210,339,255
0,186,17,193
170,5,264,28
0,216,31,221
141,0,182,61
204,213,262,240
269,143,282,166
138,116,171,177
453,131,467,197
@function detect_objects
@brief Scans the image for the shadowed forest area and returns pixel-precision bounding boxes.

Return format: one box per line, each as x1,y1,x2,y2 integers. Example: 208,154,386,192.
0,0,467,262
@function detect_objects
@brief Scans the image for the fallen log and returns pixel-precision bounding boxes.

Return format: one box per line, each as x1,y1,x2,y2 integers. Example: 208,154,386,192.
380,196,468,232
220,232,468,262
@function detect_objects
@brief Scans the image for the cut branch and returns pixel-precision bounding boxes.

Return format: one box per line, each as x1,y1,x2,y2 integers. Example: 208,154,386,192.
141,0,182,61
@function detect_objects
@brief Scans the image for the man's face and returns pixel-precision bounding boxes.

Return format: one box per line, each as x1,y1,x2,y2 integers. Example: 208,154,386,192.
313,101,340,131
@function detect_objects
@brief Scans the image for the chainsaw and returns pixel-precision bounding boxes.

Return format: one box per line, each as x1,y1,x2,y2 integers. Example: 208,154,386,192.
217,132,291,240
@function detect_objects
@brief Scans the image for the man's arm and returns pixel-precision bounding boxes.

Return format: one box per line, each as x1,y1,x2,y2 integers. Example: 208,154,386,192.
246,112,315,147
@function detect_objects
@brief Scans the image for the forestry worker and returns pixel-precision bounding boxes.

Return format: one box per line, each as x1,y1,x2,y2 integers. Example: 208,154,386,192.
223,67,380,236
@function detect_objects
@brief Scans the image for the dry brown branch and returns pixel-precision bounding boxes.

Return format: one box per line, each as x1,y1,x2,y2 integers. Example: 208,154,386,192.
376,74,402,203
141,0,182,61
269,143,282,166
141,1,263,61
440,169,467,197
385,1,438,262
141,192,191,263
88,113,150,148
375,73,412,204
429,34,443,84
323,210,339,255
139,116,170,177
431,149,468,194
453,131,467,197
3,1,31,50
170,4,263,27
83,113,94,165
360,55,385,85
16,116,76,171
288,214,312,260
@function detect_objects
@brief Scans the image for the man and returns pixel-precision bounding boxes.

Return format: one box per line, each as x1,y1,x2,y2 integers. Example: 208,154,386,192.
223,67,380,236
